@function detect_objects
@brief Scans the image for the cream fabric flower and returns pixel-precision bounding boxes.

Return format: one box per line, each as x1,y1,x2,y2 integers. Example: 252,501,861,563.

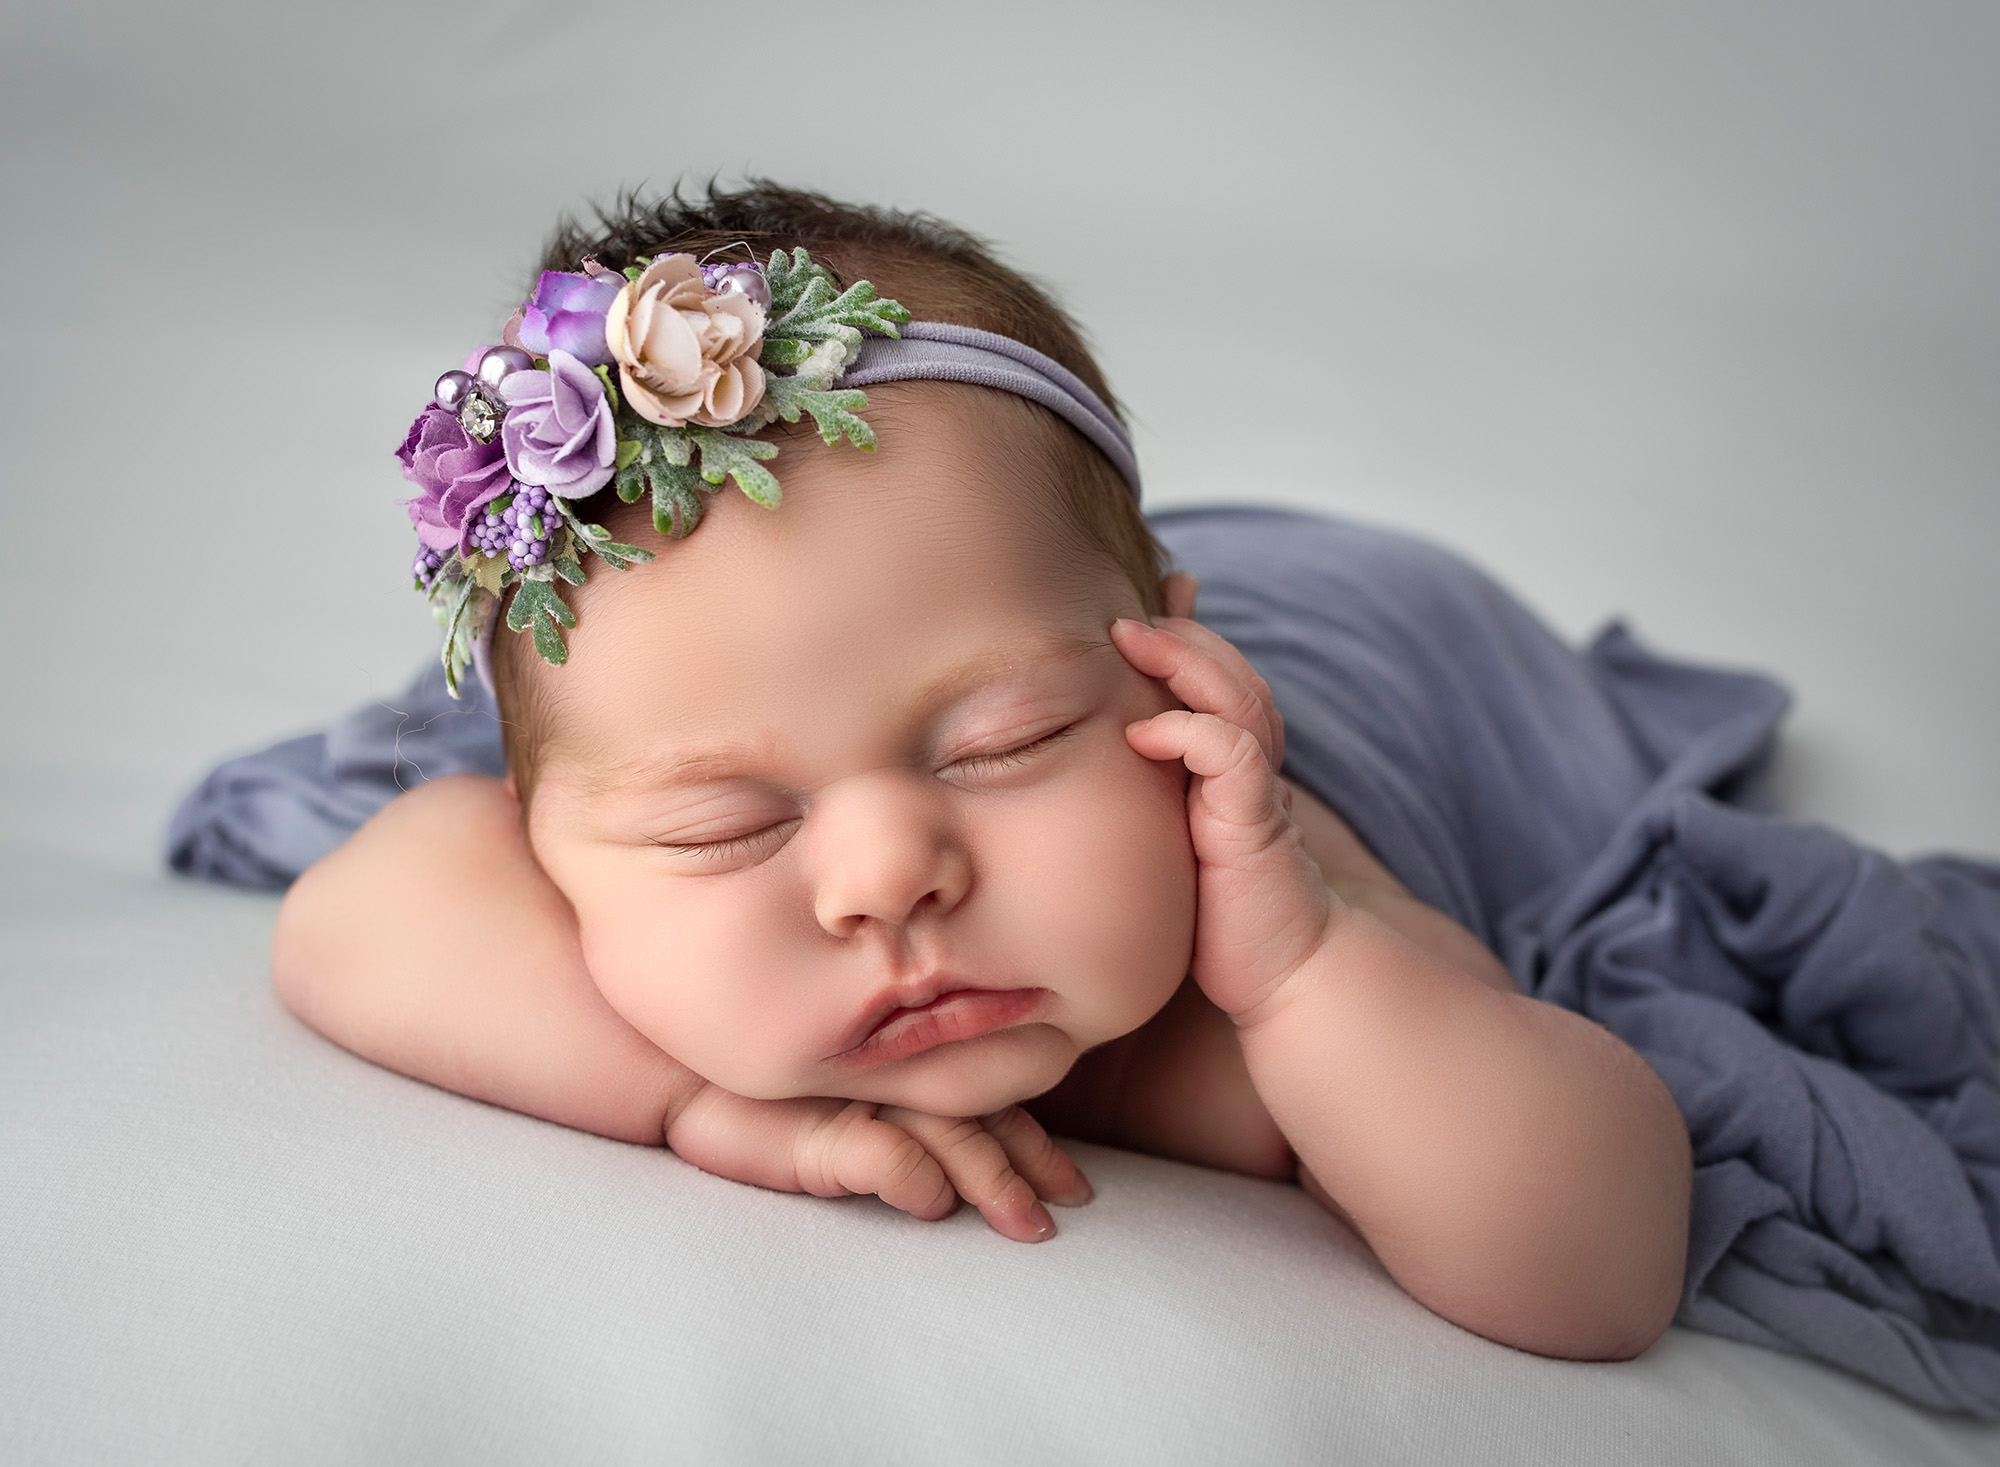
605,254,767,427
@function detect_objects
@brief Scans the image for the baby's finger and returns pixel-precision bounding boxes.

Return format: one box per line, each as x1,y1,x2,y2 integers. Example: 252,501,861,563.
883,1108,1058,1243
1153,617,1286,770
667,1090,958,1223
981,1105,1094,1207
1126,709,1290,845
804,1100,960,1222
1110,620,1280,768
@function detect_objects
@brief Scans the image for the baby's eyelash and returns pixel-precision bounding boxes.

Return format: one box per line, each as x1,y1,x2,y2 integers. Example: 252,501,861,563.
649,818,800,860
950,722,1080,775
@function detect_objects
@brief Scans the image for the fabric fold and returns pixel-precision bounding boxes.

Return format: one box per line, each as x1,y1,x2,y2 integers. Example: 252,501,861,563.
166,662,505,889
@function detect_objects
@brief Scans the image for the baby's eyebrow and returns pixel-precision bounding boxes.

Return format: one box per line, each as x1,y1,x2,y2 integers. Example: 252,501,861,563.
575,627,1110,795
906,628,1108,722
577,745,770,798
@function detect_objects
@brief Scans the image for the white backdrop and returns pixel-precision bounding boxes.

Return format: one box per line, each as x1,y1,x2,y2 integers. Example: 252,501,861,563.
3,0,1996,857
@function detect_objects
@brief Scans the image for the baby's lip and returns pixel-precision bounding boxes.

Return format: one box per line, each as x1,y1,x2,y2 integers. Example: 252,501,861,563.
826,981,1048,1071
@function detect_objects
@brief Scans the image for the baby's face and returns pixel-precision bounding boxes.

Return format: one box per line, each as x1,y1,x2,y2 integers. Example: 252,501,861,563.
524,391,1196,1117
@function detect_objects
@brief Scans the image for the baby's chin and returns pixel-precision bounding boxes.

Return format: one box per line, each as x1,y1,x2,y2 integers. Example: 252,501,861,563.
835,1021,1081,1117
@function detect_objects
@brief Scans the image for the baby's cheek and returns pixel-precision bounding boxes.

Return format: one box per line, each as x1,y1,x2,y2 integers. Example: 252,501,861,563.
566,889,691,1050
569,873,824,1098
996,752,1195,1038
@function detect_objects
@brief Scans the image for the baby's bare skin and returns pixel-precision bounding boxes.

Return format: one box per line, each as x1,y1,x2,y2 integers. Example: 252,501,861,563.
275,383,1691,1361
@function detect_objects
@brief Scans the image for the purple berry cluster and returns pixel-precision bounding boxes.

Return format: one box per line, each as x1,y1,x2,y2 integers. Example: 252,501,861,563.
412,544,445,589
468,484,559,571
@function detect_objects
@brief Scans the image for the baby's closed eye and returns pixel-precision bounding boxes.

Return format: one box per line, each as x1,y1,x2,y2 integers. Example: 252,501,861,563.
647,818,803,862
940,720,1082,781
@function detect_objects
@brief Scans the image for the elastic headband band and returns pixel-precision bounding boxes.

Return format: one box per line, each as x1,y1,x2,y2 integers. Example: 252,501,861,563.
843,322,1141,497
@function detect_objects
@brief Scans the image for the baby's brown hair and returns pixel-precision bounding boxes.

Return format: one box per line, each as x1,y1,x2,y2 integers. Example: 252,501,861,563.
492,181,1165,794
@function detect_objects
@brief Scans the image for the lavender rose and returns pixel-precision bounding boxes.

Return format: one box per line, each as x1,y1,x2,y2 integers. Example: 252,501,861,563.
505,267,622,367
398,406,512,554
498,349,617,499
606,253,766,427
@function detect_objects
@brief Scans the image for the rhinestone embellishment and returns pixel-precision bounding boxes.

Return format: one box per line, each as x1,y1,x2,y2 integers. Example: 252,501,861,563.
457,392,501,443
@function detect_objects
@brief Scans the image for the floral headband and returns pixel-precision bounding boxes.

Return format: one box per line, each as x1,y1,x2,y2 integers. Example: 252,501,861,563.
397,248,1138,697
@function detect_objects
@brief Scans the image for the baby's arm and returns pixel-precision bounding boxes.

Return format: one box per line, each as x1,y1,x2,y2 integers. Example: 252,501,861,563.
1113,619,1692,1362
272,775,1086,1241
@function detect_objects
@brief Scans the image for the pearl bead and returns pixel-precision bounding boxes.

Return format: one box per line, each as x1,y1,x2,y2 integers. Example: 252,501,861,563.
711,265,771,313
433,369,473,412
477,346,536,390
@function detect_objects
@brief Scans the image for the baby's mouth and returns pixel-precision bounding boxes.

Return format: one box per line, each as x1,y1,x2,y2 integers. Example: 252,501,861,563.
827,986,1048,1071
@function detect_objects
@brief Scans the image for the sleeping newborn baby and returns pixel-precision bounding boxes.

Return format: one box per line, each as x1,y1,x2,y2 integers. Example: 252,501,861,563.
273,185,1692,1365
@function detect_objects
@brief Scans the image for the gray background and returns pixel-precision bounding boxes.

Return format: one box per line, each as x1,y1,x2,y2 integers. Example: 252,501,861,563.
3,0,1996,860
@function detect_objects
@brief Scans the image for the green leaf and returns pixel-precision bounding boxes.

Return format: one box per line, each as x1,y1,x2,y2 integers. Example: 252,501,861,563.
614,457,647,503
505,579,577,666
615,437,642,470
689,428,782,508
650,425,695,466
758,336,814,368
766,378,876,450
594,364,624,415
766,273,909,348
757,247,905,356
647,453,708,538
763,247,828,313
768,271,837,338
574,521,655,568
823,278,911,337
551,554,586,585
438,577,478,697
531,611,565,664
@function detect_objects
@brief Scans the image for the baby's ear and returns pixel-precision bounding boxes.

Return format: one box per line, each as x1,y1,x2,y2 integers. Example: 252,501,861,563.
1161,571,1199,621
503,771,521,805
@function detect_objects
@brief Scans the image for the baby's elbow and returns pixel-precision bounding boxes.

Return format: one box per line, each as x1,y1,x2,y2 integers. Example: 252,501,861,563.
1557,1275,1682,1362
1551,1193,1690,1360
270,857,344,1033
1533,1191,1690,1362
1456,1259,1681,1363
1436,1164,1691,1362
1545,1035,1693,1361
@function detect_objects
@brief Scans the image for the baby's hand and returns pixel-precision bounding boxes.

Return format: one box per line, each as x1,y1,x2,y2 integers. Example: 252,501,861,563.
664,1086,1093,1243
1112,617,1333,1025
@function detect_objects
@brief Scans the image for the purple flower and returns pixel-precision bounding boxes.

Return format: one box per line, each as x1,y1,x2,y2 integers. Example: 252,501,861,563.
498,349,617,499
510,269,621,366
398,405,512,554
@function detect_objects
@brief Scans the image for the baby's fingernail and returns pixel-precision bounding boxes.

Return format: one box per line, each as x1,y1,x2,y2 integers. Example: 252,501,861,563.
1046,1174,1093,1208
1027,1201,1056,1239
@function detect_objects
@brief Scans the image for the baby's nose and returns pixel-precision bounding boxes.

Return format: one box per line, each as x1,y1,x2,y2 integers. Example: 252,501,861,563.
803,772,971,939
